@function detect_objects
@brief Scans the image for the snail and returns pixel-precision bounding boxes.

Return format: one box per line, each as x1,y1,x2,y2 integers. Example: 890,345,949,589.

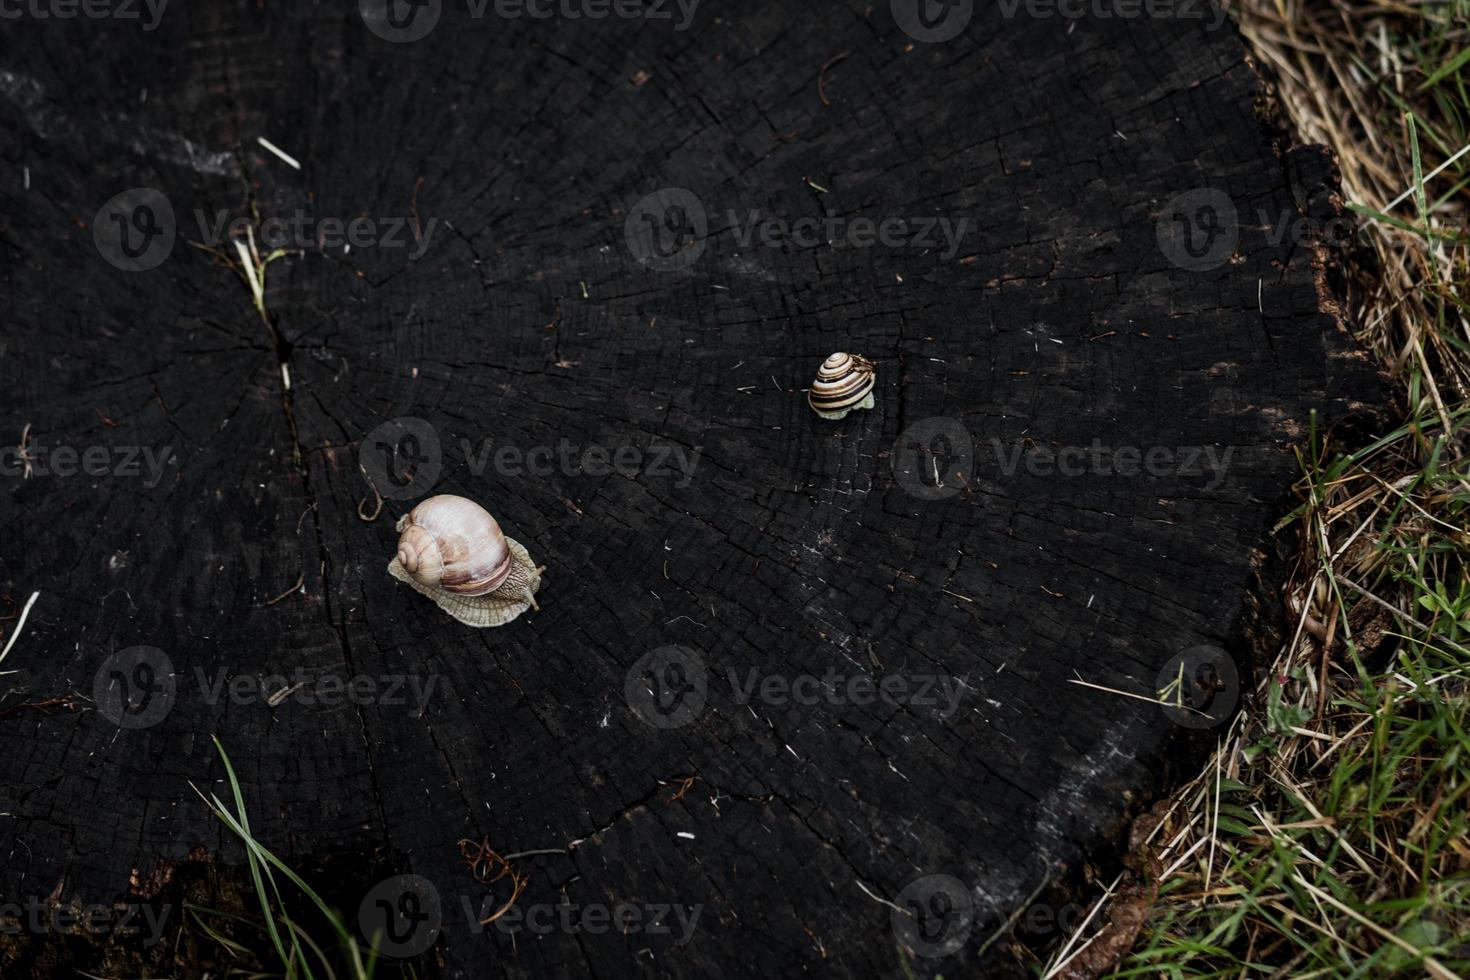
387,495,545,628
808,352,876,420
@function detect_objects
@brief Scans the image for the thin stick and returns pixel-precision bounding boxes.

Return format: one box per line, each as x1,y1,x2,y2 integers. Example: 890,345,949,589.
0,592,40,666
817,52,849,108
256,136,302,171
1066,675,1174,708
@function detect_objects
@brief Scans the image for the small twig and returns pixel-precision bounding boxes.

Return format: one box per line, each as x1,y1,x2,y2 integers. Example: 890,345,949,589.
263,573,305,607
817,51,849,107
357,467,385,522
256,136,302,170
16,423,33,479
0,592,40,667
410,175,425,241
1066,673,1204,714
0,692,82,721
267,682,307,707
458,838,530,925
854,879,906,915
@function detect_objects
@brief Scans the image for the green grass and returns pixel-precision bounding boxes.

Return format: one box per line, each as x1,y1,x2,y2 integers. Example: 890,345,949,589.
187,738,395,980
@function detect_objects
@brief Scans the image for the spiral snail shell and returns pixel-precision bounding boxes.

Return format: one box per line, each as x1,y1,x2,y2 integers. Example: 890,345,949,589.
387,495,545,628
808,352,876,420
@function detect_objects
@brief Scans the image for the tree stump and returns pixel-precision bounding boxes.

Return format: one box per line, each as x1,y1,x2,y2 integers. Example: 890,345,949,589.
0,1,1382,976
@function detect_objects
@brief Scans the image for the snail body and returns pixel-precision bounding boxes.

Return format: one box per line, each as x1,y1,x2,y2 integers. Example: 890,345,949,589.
808,352,876,420
388,495,544,628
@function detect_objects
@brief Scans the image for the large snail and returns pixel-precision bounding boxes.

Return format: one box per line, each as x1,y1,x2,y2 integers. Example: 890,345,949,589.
808,352,877,420
387,495,545,628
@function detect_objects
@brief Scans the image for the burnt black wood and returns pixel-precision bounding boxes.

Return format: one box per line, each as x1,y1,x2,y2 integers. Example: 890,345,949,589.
0,1,1380,976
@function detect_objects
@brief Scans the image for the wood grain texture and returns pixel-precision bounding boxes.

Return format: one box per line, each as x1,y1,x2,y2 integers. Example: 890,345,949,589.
0,1,1382,976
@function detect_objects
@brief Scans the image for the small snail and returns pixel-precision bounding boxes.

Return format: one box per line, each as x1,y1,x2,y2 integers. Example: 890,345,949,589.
387,495,545,628
808,352,876,420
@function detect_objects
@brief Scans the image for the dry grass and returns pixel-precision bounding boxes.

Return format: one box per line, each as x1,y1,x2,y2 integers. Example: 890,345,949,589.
1041,1,1470,977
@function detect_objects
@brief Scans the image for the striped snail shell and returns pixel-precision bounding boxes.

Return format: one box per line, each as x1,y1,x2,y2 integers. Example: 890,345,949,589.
808,352,877,420
387,494,545,628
